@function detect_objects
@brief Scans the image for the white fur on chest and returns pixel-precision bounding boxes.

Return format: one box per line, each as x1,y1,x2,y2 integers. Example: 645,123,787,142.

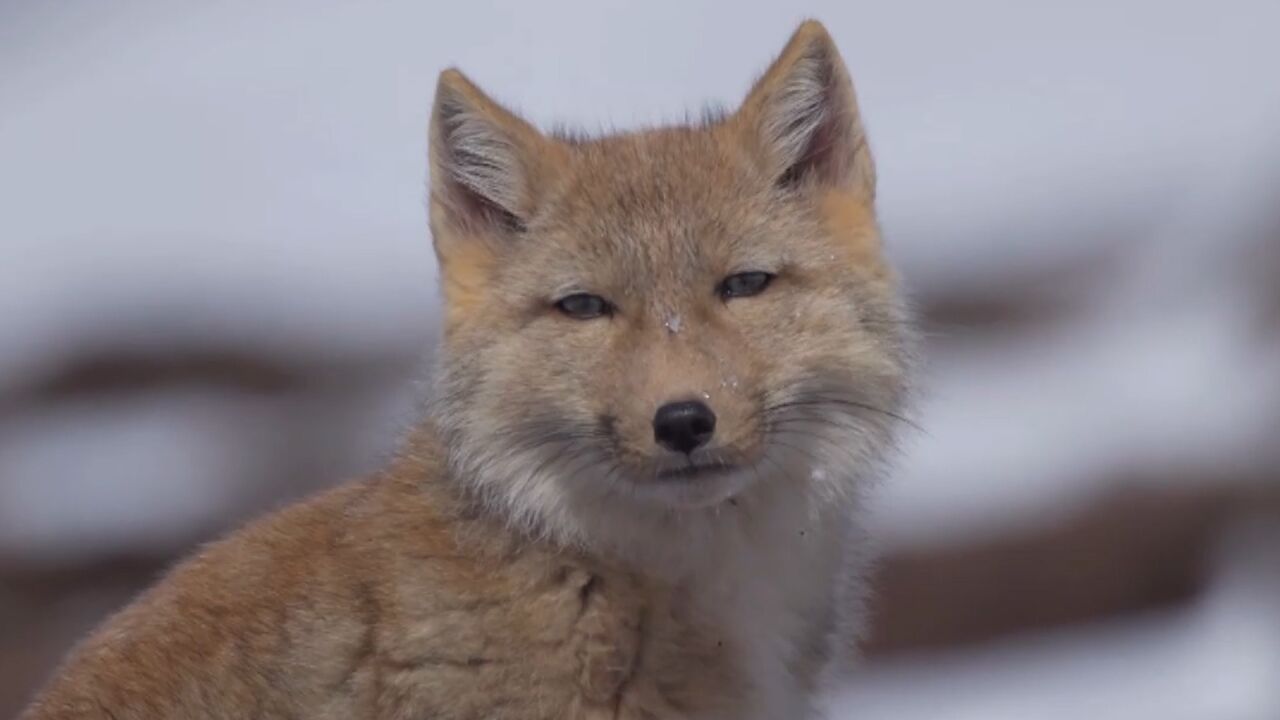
677,482,851,720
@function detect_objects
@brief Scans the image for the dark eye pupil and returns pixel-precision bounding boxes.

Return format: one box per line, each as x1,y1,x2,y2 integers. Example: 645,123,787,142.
556,293,610,319
720,271,774,299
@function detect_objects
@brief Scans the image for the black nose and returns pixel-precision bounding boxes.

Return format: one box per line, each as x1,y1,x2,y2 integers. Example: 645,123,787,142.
652,400,716,454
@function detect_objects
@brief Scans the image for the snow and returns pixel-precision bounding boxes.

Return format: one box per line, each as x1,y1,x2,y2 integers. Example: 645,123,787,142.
824,521,1280,719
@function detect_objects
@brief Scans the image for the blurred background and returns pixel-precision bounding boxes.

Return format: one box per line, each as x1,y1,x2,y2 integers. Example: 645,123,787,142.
3,1,1279,717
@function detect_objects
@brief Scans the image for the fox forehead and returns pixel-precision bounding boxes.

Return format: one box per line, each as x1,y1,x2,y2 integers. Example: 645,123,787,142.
513,129,865,298
522,128,788,288
548,126,758,226
430,19,888,325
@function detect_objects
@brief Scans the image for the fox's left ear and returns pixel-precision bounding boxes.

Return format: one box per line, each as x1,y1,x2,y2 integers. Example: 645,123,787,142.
735,21,875,199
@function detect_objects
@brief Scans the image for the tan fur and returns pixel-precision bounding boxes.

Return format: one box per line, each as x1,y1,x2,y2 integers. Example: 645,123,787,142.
24,432,742,719
23,20,911,720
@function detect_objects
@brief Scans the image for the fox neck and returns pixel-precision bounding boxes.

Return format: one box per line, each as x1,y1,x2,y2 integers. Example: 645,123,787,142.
415,417,863,714
432,432,856,584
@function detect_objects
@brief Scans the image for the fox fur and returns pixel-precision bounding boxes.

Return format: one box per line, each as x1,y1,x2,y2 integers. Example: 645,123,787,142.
23,19,911,720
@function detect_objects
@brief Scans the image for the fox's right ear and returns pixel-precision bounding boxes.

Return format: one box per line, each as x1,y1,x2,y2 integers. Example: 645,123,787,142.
429,69,554,237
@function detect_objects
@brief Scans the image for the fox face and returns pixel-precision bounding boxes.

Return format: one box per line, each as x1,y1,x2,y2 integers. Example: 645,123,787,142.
428,23,910,546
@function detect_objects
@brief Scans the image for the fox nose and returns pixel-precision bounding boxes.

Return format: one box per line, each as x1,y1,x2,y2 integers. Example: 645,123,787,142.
652,400,716,455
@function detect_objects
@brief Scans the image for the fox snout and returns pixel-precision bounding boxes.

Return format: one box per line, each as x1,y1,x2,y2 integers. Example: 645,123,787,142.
652,400,717,455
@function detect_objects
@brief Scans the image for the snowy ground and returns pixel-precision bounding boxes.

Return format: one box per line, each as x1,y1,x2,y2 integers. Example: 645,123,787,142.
827,522,1280,720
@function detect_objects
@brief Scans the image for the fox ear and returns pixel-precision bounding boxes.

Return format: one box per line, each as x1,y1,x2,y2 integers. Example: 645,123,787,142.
736,21,874,198
429,69,552,235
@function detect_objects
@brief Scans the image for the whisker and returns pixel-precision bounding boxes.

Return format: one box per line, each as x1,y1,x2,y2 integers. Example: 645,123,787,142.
765,395,922,433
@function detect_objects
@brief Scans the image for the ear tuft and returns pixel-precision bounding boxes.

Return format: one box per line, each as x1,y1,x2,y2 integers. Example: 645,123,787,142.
430,70,547,234
738,21,874,197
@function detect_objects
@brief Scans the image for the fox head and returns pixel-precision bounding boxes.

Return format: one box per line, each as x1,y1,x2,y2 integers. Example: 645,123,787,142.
426,21,911,552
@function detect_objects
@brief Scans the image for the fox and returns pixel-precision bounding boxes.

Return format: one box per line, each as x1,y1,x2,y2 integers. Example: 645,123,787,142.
22,19,911,720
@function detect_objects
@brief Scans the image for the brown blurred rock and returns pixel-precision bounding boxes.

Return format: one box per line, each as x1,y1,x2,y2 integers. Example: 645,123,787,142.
862,479,1280,657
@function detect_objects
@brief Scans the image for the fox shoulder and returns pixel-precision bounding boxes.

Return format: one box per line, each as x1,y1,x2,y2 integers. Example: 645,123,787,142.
21,435,737,719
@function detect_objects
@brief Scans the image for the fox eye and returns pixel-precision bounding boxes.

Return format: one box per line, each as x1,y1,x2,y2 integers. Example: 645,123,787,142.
555,293,613,319
718,271,775,300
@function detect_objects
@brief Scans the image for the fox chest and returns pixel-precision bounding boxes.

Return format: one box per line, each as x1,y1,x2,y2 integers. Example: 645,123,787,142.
357,561,821,720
